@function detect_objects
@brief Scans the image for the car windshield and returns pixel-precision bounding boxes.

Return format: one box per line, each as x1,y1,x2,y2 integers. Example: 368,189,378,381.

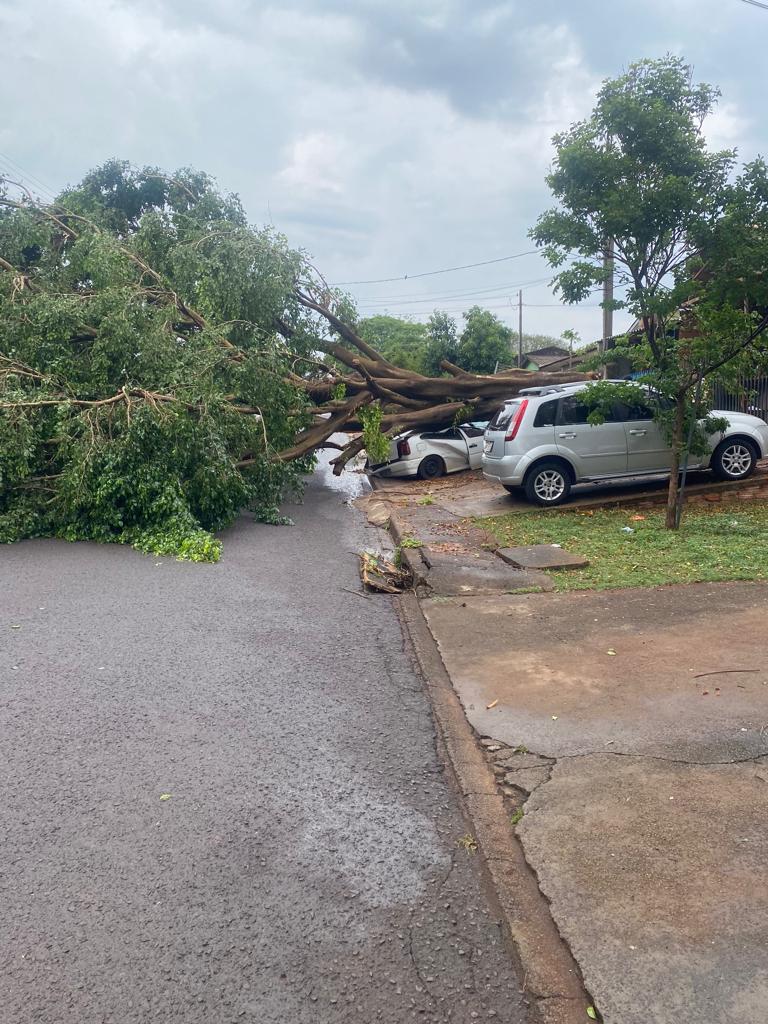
488,402,521,431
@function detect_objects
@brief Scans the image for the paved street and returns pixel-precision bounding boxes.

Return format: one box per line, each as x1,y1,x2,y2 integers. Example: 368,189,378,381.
0,466,528,1024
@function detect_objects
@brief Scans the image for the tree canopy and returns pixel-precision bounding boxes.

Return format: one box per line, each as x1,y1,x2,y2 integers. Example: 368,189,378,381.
456,306,513,374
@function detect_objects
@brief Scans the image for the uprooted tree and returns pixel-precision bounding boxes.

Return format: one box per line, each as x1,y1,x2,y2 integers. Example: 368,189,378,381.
0,161,590,560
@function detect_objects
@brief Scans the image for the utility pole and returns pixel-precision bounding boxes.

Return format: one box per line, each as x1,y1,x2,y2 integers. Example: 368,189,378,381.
518,289,523,368
601,240,614,379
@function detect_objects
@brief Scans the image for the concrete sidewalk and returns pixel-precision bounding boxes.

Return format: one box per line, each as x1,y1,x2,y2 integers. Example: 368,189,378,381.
420,581,768,1024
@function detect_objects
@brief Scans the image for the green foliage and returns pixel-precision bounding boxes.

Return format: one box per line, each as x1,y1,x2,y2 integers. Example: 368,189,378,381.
531,55,768,526
400,536,423,548
456,306,513,374
0,161,315,560
423,311,459,375
358,402,390,464
358,315,428,372
253,506,294,526
125,524,222,563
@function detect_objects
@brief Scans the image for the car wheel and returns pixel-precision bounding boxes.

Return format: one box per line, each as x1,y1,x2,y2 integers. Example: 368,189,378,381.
417,454,446,480
711,439,757,481
524,461,572,506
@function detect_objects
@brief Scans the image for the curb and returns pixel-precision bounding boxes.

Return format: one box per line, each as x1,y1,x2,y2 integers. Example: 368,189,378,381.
388,508,429,587
396,591,591,1024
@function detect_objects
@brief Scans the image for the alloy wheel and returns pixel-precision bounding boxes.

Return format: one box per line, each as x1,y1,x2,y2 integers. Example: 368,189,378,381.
721,443,753,477
534,470,566,502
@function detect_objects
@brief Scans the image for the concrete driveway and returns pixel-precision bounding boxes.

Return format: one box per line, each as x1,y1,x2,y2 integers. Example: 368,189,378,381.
422,582,768,1024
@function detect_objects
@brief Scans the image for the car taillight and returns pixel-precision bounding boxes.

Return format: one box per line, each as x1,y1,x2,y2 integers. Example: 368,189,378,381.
397,438,411,457
504,400,529,441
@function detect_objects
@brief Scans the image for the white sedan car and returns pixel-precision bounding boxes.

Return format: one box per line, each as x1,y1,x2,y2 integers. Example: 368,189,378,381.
368,422,487,480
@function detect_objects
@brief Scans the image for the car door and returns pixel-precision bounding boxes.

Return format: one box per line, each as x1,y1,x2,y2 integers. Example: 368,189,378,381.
459,422,485,468
556,394,628,479
417,427,470,472
620,396,673,473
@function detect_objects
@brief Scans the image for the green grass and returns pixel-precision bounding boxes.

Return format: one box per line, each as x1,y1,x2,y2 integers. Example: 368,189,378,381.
476,503,768,591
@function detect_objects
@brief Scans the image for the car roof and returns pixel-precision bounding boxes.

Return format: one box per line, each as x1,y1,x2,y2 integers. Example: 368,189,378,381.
512,379,630,400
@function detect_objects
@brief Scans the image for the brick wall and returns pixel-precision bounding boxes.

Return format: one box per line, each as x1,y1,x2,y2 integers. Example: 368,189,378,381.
620,470,768,511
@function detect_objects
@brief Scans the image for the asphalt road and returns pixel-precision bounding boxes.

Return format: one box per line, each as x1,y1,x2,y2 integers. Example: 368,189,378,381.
0,465,529,1024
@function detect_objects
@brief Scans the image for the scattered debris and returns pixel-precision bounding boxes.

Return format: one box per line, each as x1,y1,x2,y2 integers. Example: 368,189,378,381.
456,833,478,854
693,668,758,678
359,551,412,593
487,699,499,710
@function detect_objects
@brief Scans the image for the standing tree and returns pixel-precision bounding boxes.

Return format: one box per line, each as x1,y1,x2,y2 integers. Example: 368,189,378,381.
357,315,428,373
423,310,459,376
532,55,768,528
457,306,514,374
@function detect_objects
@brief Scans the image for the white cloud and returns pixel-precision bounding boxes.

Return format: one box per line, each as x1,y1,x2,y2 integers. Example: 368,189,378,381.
0,0,765,341
706,101,751,154
278,132,351,195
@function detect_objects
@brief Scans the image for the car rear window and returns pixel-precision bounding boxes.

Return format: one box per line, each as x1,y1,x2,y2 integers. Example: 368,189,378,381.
488,402,520,431
533,399,558,428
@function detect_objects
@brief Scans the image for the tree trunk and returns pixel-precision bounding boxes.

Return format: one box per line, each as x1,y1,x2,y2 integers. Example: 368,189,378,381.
664,395,686,530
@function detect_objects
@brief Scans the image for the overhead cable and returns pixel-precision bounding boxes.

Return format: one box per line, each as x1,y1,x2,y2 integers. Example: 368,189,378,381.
330,250,540,286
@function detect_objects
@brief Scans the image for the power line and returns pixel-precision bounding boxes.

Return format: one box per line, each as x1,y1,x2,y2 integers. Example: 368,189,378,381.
738,0,768,10
0,153,59,202
330,249,539,285
355,276,554,307
365,299,602,317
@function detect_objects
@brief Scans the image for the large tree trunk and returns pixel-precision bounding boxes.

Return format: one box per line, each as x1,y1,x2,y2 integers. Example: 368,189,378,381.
285,287,596,472
665,395,687,530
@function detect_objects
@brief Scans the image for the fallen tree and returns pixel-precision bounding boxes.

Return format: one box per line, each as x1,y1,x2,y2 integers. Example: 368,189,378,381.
0,162,590,559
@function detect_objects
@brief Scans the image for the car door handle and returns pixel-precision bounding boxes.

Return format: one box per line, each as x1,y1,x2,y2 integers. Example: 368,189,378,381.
468,443,478,448
629,429,647,436
558,432,577,439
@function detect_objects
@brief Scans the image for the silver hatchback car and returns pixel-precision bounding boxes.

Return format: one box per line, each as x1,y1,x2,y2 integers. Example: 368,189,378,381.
482,381,768,506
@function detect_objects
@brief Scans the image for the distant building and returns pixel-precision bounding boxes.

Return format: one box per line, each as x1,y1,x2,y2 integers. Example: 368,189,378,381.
518,345,569,371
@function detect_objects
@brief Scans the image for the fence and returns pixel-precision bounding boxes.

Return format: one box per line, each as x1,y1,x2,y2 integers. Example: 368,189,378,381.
712,377,768,422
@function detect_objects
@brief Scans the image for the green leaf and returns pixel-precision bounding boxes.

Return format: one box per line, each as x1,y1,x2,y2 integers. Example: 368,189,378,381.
586,1007,598,1020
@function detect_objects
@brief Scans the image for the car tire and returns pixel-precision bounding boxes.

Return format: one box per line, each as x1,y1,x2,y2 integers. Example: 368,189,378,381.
524,461,572,506
417,454,446,480
711,439,758,481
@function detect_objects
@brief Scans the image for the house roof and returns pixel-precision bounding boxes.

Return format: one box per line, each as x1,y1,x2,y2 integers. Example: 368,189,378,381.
530,352,571,366
525,345,569,358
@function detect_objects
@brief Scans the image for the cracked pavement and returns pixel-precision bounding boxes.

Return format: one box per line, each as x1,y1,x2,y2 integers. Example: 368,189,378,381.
423,583,768,1024
0,464,531,1024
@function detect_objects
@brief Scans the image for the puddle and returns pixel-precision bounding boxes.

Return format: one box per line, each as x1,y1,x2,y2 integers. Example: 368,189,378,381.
313,435,372,502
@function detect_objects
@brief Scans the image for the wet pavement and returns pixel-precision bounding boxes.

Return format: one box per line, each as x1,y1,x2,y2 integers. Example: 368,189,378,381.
0,460,530,1024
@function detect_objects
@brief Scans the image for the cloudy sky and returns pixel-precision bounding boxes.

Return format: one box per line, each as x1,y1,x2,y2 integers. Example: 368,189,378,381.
0,0,764,343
